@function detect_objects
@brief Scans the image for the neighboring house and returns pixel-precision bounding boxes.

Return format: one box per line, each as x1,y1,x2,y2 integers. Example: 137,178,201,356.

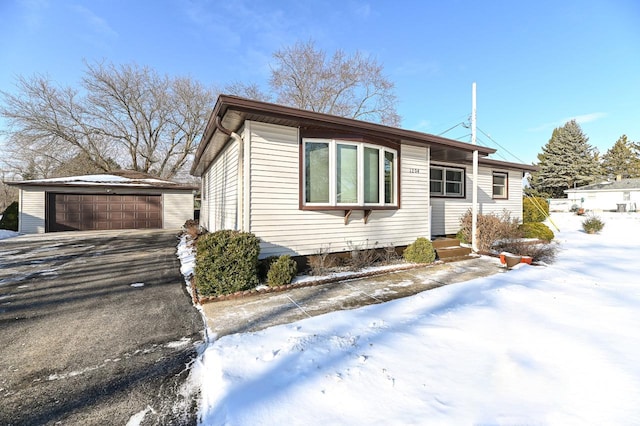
191,95,536,258
565,177,640,212
7,171,197,233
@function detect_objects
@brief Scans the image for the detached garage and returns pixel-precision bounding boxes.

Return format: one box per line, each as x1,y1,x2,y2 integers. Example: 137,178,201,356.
8,171,197,234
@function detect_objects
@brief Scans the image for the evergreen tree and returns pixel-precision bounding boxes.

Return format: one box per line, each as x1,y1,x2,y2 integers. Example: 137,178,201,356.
531,120,601,197
601,135,640,179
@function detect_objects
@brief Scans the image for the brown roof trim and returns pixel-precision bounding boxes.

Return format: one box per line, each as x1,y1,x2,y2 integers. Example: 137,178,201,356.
478,157,538,172
191,95,500,175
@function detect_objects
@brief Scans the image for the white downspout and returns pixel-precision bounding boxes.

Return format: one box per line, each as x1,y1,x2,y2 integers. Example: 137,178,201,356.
231,131,244,232
215,116,246,232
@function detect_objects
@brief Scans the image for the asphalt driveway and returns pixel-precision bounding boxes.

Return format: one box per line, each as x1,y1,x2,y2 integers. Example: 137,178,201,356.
0,230,204,425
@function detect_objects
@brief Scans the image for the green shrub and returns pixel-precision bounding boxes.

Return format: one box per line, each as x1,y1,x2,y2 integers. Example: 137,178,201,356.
455,229,468,244
194,230,260,296
582,215,605,234
267,255,298,286
258,256,278,282
403,237,436,264
518,222,554,241
0,201,18,231
523,197,549,223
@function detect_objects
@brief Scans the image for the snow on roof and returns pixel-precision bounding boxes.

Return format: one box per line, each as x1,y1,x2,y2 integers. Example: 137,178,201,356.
566,178,640,192
5,172,197,190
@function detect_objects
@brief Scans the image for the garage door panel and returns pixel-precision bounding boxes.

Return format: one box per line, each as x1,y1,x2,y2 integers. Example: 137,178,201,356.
47,193,162,232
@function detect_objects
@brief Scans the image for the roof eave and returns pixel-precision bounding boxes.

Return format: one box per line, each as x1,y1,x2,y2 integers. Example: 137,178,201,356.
191,95,502,176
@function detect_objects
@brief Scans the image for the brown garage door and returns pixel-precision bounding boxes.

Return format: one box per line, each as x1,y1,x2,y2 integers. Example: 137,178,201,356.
46,193,162,232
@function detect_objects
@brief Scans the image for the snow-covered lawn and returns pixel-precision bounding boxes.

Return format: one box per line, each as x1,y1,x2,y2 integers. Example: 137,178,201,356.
189,213,640,425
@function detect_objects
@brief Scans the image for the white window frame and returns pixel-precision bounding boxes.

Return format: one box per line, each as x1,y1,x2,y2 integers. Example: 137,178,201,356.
302,138,398,208
430,165,465,197
492,171,508,199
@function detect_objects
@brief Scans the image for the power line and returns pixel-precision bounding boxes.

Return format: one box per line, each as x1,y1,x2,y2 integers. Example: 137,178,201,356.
477,136,509,162
477,127,529,164
437,122,465,136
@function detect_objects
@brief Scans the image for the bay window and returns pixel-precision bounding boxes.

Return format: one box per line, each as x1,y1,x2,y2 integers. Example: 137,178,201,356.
303,138,397,207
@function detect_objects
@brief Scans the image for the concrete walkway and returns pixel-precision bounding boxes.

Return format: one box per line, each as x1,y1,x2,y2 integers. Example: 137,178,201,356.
203,255,505,338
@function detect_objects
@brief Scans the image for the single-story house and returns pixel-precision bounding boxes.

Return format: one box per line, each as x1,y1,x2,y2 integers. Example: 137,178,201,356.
565,177,640,212
191,95,537,258
7,170,197,233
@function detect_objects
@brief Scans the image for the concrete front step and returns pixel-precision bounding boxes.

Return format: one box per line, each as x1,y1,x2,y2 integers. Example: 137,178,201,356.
435,245,473,260
432,237,473,261
431,237,462,250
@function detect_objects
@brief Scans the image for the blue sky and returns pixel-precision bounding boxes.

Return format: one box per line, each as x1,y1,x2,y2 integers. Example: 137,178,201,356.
1,0,639,165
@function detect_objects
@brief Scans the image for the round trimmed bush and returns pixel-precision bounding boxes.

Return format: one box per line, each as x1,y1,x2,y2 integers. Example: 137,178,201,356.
523,197,549,223
195,230,260,296
403,237,436,264
518,222,554,241
267,255,298,286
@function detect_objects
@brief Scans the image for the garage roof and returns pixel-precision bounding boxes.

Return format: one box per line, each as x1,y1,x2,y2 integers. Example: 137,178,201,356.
6,170,198,191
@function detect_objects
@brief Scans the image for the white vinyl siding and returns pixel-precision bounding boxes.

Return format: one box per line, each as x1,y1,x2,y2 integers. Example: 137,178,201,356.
19,187,45,234
162,191,193,229
430,163,523,235
201,138,239,231
248,121,429,258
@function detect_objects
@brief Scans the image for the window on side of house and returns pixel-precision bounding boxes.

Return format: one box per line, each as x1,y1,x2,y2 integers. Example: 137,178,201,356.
302,138,397,208
492,171,508,199
430,165,464,197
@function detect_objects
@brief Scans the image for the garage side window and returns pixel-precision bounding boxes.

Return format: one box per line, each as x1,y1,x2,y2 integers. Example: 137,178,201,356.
303,138,397,208
492,171,508,199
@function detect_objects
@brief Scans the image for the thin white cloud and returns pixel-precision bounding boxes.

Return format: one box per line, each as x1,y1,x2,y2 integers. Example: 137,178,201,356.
21,0,49,31
527,112,607,132
394,60,440,76
571,112,608,124
353,3,372,19
72,5,118,40
412,119,432,132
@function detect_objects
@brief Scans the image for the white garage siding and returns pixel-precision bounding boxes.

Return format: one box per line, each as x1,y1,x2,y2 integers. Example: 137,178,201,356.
247,121,430,258
162,191,194,229
201,138,239,232
18,187,46,234
17,185,194,234
430,163,523,235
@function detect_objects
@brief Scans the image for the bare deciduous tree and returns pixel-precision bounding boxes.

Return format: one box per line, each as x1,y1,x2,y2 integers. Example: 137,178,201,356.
270,40,400,126
226,40,401,126
224,81,272,103
0,61,216,179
